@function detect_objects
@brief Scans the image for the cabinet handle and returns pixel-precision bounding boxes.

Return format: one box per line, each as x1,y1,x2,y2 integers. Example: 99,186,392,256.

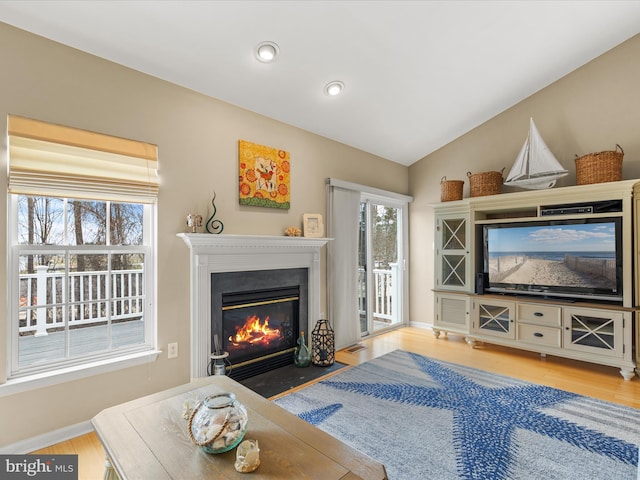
534,312,544,317
534,332,544,338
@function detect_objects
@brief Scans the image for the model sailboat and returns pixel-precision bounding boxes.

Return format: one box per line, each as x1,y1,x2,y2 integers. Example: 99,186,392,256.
504,118,568,189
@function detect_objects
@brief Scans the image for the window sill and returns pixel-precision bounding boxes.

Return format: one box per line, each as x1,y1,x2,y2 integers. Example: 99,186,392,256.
0,349,162,398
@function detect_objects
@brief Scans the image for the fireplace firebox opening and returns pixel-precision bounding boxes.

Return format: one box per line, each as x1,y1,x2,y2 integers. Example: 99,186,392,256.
211,268,308,380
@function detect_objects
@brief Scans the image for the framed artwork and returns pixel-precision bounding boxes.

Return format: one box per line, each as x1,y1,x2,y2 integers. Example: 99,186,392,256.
303,213,324,238
238,140,290,209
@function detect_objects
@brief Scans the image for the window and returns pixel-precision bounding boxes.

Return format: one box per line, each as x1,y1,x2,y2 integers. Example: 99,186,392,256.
5,115,158,386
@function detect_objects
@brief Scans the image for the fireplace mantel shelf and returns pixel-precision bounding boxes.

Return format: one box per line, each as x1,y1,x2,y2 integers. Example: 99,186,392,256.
177,233,329,379
177,233,331,251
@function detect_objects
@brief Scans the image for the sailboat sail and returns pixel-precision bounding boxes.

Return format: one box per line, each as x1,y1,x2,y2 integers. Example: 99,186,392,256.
504,118,568,189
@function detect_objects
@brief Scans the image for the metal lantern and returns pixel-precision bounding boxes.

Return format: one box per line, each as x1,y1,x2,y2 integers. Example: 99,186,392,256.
311,319,335,366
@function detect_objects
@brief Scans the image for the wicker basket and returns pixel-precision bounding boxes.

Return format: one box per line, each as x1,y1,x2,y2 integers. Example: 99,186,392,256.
440,176,464,202
467,168,504,197
575,144,623,185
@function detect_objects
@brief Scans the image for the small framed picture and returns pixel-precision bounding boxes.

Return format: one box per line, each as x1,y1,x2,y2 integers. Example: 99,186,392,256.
303,213,324,238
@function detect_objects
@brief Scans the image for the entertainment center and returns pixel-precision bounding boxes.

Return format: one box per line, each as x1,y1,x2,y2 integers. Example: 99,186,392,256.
431,179,639,380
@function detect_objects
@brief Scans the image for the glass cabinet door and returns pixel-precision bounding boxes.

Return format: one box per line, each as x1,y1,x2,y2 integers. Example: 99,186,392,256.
474,299,515,339
563,307,624,358
436,215,469,291
442,217,466,250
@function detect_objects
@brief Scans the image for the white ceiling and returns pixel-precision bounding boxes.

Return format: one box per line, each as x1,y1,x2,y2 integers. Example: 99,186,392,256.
1,1,639,166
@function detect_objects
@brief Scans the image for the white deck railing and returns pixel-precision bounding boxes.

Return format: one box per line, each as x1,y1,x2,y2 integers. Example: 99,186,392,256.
19,267,144,336
358,262,400,324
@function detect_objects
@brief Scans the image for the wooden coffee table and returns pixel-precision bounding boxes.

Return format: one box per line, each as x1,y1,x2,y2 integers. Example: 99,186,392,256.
92,374,387,479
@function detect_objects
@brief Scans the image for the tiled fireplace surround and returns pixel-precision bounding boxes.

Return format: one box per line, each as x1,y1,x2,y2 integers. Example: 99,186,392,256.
178,234,329,379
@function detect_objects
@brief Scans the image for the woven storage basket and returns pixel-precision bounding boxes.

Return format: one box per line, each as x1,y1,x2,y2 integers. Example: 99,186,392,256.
440,176,464,202
575,144,623,185
467,168,504,197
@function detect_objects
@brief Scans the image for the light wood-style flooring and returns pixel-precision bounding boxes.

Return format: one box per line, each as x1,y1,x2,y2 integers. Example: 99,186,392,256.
32,326,640,479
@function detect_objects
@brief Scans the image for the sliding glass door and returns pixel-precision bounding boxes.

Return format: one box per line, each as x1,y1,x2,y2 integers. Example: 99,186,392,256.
326,178,411,349
358,197,404,336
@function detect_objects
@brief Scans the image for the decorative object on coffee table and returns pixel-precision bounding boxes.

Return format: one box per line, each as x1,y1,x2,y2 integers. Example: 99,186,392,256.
205,191,224,234
311,319,335,366
188,392,248,454
234,439,260,473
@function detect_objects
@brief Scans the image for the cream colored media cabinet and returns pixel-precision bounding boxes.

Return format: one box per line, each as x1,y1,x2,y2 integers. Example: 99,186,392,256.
432,179,639,380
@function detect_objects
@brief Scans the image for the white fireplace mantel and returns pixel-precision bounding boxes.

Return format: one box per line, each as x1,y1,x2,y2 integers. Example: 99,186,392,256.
177,233,329,379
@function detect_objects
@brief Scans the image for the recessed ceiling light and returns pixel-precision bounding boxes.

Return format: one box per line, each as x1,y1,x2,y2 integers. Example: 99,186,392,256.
324,81,344,96
255,41,279,62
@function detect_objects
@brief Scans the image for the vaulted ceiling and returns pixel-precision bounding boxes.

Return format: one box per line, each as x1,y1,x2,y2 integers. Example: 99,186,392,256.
1,1,639,166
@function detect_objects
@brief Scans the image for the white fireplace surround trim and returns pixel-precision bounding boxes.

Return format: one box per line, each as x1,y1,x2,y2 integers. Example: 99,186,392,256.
178,233,329,379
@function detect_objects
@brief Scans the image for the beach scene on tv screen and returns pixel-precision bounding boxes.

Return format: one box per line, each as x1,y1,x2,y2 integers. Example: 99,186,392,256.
487,223,617,290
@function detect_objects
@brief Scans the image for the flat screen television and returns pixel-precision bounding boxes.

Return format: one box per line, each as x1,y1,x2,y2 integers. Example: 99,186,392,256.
481,217,623,303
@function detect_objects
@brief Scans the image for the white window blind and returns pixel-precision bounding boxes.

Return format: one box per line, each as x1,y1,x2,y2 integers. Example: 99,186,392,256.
8,115,158,203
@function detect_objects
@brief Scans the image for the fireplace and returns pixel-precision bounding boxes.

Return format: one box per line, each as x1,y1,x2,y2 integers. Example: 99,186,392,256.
178,233,328,380
212,268,308,380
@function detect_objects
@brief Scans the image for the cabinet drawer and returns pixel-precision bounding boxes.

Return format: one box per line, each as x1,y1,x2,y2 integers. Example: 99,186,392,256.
517,304,561,327
517,323,561,348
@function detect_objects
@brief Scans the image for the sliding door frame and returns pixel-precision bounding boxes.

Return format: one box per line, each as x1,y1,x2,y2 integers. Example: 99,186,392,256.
327,178,412,345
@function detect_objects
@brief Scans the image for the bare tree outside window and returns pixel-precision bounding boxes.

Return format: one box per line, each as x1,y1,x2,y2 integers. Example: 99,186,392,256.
372,205,398,269
18,196,65,245
111,202,143,246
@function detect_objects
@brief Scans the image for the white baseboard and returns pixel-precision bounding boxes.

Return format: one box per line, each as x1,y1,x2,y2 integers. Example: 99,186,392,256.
409,321,432,330
0,420,94,454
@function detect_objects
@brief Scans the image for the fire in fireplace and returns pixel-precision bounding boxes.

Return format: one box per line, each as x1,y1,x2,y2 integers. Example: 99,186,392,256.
223,286,299,376
227,314,284,347
211,268,308,381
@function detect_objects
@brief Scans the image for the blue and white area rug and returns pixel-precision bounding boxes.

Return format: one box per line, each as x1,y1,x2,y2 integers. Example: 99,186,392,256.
273,350,640,480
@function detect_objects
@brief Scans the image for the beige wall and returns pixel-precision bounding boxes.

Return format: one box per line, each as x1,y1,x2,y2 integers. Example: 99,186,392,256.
0,23,409,447
409,34,640,327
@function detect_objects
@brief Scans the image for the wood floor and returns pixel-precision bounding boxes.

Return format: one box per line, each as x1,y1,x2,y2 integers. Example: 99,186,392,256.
32,326,640,479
